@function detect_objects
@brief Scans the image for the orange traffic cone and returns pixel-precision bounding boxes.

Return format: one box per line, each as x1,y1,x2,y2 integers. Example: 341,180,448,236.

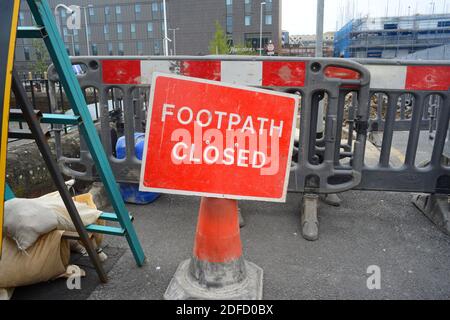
164,197,263,300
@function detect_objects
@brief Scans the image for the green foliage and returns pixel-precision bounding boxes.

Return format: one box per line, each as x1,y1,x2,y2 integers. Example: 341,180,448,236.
209,21,230,55
31,39,50,76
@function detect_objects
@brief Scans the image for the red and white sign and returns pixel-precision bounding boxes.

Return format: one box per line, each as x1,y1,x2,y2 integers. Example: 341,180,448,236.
139,73,299,202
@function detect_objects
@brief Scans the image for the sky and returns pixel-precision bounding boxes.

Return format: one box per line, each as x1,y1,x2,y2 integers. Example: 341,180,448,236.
282,0,450,35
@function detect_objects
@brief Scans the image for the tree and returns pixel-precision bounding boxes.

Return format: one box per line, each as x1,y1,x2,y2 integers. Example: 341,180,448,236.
31,39,50,77
209,21,230,55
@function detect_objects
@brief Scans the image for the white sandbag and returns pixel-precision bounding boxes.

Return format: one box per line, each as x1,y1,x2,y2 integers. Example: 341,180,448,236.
4,192,101,251
4,198,59,251
39,192,101,231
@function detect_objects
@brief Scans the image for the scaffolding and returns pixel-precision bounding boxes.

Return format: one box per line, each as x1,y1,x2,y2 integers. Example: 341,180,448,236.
334,14,450,58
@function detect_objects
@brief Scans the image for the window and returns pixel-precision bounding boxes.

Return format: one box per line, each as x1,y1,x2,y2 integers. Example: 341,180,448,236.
104,6,111,23
147,22,154,37
73,28,79,42
135,4,141,18
91,43,98,56
19,12,25,25
384,23,397,30
74,44,80,56
226,16,233,34
137,41,144,55
131,23,137,39
245,15,251,26
117,24,123,40
226,0,233,14
245,0,252,13
152,2,159,12
118,42,124,55
265,15,272,25
107,43,113,55
266,0,273,11
24,47,30,61
89,7,94,16
116,6,121,15
154,40,161,55
61,9,66,18
104,25,109,40
438,21,450,27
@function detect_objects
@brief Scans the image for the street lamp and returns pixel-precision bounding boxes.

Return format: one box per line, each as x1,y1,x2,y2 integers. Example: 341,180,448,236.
163,0,170,56
169,27,180,55
259,1,266,56
78,4,94,56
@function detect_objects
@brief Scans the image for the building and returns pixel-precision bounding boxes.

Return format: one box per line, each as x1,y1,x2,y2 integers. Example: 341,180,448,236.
334,14,450,58
15,0,281,74
280,32,334,57
404,44,450,60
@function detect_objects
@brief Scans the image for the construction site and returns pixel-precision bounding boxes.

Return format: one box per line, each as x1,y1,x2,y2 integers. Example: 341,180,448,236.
334,13,450,58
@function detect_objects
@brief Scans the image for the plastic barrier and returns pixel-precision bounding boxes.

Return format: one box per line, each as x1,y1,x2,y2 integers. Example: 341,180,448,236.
353,59,450,194
47,56,450,194
47,56,371,195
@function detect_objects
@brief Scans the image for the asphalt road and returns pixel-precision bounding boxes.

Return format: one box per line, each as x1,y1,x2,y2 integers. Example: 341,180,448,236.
85,132,450,300
85,188,450,300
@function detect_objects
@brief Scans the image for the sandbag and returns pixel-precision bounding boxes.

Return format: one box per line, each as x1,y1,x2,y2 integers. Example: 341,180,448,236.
0,230,70,289
4,198,59,251
42,192,101,232
4,192,101,251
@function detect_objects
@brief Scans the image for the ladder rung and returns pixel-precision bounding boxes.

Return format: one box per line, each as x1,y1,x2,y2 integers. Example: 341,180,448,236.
98,212,134,222
9,130,50,140
85,224,126,236
9,108,42,122
41,114,81,125
9,130,34,140
61,230,95,240
17,26,46,38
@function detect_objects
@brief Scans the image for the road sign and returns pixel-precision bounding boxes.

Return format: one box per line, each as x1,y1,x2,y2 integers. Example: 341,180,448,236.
267,42,275,56
139,73,298,202
0,0,20,255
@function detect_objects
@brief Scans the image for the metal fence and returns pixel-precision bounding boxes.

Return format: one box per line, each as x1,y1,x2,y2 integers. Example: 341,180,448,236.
47,56,450,196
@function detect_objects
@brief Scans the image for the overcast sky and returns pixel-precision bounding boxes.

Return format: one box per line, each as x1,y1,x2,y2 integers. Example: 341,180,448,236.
282,0,450,35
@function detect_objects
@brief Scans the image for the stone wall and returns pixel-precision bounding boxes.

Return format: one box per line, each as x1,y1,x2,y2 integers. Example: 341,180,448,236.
6,129,82,198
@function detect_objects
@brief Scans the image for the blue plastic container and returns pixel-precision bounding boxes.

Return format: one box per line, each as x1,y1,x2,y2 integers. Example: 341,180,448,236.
116,133,160,204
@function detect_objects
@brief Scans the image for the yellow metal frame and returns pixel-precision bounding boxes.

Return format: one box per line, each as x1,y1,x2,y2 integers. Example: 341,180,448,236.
0,0,20,255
